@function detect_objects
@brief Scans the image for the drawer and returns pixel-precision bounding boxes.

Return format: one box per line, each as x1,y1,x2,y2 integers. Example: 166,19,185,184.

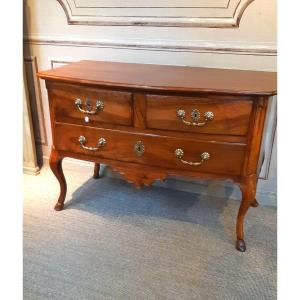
146,95,253,136
54,123,246,176
49,83,133,126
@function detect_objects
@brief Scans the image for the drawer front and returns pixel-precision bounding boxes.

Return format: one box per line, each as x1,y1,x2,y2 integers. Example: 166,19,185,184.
146,95,253,136
54,123,246,176
49,83,133,126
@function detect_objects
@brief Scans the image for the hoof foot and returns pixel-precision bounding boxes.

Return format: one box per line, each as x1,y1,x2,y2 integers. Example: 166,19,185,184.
93,174,100,179
236,239,246,252
54,202,64,211
251,199,259,207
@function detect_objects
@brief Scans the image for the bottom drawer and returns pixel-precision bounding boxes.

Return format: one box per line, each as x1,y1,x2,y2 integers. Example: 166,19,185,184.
54,123,246,176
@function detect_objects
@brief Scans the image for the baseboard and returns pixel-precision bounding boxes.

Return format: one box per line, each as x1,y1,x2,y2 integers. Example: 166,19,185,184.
154,176,277,207
23,165,40,176
42,156,277,207
43,155,94,171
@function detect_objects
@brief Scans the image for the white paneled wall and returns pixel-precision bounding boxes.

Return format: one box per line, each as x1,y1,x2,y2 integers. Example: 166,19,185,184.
23,66,40,175
23,0,277,205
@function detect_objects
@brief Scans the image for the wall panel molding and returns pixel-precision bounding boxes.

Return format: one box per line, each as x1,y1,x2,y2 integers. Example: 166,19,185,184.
23,65,40,175
50,59,73,69
57,0,254,27
24,56,48,146
259,96,277,180
24,35,277,56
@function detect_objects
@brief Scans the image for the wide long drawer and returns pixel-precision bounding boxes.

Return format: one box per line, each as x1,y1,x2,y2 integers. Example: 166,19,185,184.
54,123,246,175
48,82,133,126
146,94,253,136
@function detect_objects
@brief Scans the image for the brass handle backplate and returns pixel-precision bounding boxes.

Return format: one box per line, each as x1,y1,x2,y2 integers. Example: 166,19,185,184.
75,98,104,115
78,136,106,151
176,108,214,127
174,148,210,166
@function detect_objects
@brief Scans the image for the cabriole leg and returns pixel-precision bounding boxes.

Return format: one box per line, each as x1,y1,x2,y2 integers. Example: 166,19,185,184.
49,149,67,211
251,199,259,207
236,175,257,252
93,163,100,179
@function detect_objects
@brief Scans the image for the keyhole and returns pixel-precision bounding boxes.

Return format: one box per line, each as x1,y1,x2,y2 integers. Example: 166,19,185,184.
86,99,92,111
191,109,200,121
134,141,145,156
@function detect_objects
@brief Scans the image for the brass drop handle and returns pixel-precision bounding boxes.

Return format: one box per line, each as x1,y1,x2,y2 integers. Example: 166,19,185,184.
75,98,104,115
174,148,210,166
176,108,214,127
78,136,106,151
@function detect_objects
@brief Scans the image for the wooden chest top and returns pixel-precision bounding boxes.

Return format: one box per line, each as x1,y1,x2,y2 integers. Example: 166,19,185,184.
38,60,277,96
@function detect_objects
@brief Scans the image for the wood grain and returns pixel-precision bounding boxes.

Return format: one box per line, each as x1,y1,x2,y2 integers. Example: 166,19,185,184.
146,94,253,136
49,148,66,211
133,93,146,128
47,81,133,126
236,174,258,252
38,60,277,96
54,123,246,176
39,60,277,252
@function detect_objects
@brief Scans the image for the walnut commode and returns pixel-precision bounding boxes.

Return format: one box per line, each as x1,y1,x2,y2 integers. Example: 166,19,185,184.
38,60,277,252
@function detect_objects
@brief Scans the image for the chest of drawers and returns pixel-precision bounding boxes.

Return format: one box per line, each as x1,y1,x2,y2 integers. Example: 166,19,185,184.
38,60,277,252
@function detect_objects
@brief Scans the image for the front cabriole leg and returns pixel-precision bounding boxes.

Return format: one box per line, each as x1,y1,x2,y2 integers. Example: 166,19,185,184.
49,148,67,211
251,199,259,207
236,174,257,252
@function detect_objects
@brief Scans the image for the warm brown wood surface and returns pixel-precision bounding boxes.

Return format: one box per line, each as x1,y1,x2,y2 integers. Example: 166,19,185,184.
49,148,66,211
38,60,277,96
40,60,277,252
146,94,253,136
48,82,133,126
54,122,246,175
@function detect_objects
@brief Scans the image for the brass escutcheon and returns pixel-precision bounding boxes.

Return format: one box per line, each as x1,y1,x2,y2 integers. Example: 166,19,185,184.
134,141,145,156
176,108,214,127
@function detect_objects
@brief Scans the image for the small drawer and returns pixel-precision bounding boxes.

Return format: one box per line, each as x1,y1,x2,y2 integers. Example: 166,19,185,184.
54,123,246,176
48,82,133,126
146,94,254,136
